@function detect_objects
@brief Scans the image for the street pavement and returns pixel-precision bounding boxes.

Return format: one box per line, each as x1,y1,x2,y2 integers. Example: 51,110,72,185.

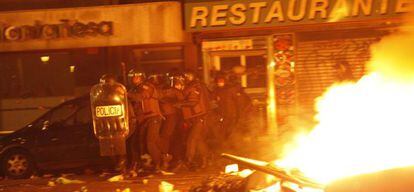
0,170,219,192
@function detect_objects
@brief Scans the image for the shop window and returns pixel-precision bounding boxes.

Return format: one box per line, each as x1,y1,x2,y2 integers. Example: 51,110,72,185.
0,52,75,98
208,53,267,89
220,57,240,72
201,37,268,90
132,46,184,74
246,55,266,88
0,58,20,98
72,49,106,87
218,56,266,88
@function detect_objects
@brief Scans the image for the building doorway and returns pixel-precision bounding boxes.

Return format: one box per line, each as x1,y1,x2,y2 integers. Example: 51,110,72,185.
204,49,267,100
203,46,268,133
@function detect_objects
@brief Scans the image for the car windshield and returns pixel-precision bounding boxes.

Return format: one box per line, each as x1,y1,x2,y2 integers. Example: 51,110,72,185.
32,102,79,128
75,105,92,124
65,104,92,126
49,103,78,124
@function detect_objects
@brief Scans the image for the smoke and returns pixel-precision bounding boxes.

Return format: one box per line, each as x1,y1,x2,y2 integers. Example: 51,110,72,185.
368,12,414,82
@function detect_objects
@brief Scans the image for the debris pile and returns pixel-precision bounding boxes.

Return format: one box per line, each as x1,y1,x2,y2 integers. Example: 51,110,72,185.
189,173,245,192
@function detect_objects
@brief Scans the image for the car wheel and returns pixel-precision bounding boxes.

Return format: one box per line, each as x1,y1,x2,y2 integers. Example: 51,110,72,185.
2,150,35,179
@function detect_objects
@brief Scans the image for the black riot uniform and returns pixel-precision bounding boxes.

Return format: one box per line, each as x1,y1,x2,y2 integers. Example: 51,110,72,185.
159,79,182,152
180,71,210,168
128,70,163,171
156,75,185,168
149,73,185,169
213,74,252,139
213,75,238,139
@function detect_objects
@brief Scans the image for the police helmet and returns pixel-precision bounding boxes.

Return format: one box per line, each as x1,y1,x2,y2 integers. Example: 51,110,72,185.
170,75,185,90
183,70,197,83
99,74,117,84
148,73,167,86
128,69,146,79
128,69,146,85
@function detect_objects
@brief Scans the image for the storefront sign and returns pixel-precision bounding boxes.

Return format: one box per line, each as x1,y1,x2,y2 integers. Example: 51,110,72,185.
0,20,113,42
202,39,253,51
185,0,412,31
0,2,184,52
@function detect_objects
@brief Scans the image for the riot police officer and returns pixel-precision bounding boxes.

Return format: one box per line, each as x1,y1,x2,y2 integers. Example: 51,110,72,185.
92,74,135,175
214,73,252,140
148,73,183,169
213,74,238,140
178,71,210,169
127,69,163,171
126,71,142,174
158,74,185,169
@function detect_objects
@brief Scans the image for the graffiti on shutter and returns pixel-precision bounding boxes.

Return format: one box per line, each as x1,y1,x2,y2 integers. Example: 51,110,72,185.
296,37,381,113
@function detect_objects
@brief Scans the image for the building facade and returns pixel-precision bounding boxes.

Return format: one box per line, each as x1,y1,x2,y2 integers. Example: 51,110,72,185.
0,1,195,130
184,0,412,131
0,0,411,132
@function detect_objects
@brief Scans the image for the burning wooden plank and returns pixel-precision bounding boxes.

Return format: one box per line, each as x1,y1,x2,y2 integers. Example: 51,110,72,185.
221,153,324,189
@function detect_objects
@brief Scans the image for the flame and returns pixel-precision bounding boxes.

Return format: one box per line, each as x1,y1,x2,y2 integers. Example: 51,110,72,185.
251,182,281,192
224,164,254,178
268,60,278,133
276,12,414,185
278,73,414,184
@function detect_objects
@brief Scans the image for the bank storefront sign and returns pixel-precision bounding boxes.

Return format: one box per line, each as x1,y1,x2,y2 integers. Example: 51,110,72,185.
0,20,113,42
185,0,412,31
0,2,184,52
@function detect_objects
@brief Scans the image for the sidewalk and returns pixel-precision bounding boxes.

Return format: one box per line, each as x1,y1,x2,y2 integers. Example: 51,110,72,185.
0,170,218,192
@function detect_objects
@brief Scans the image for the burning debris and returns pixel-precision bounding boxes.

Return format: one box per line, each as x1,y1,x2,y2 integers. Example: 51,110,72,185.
159,181,175,192
222,154,323,189
55,176,85,184
47,176,85,187
190,154,323,192
115,188,131,192
275,11,414,185
225,164,240,174
108,175,125,182
189,173,245,192
225,164,254,178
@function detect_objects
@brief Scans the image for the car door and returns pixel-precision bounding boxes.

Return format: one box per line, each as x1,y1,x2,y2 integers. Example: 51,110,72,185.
35,101,88,168
72,102,114,167
70,103,101,162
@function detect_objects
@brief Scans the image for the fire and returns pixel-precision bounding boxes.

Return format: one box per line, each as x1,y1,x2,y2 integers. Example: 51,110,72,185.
277,73,414,184
276,12,414,185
